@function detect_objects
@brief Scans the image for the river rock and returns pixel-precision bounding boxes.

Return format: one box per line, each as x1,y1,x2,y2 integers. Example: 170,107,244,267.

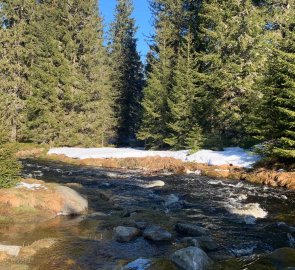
56,186,88,215
143,225,172,241
123,258,153,270
171,247,213,270
195,236,218,251
181,236,218,251
0,244,21,256
175,223,208,236
134,221,148,230
113,226,141,242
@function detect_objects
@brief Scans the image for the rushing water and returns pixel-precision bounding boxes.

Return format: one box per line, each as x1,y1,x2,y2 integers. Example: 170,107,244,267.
2,159,295,269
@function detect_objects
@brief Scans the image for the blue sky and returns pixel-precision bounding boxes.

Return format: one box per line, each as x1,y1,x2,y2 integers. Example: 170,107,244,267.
99,0,153,62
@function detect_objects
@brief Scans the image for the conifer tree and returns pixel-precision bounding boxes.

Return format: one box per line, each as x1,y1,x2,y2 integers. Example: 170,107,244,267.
138,0,186,149
256,2,295,159
110,0,143,144
0,0,34,142
164,32,203,150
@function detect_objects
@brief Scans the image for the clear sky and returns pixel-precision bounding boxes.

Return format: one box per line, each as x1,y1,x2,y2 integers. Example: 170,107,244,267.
99,0,153,62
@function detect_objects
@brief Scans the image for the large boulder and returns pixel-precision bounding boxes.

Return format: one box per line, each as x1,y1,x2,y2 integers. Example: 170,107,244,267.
113,226,141,242
143,225,172,242
55,186,88,215
171,247,213,270
0,179,88,224
175,223,208,236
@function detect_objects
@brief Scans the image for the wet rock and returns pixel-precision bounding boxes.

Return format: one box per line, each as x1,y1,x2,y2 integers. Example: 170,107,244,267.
0,244,21,256
171,246,213,270
123,258,153,270
230,242,257,257
195,236,218,251
134,221,148,230
175,223,209,237
143,225,172,242
113,226,141,243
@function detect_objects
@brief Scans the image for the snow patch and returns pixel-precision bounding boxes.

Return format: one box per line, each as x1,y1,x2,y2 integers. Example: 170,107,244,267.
16,182,47,190
48,147,260,168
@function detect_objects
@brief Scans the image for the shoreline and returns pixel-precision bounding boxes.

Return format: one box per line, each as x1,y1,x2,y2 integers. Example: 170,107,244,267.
43,153,295,190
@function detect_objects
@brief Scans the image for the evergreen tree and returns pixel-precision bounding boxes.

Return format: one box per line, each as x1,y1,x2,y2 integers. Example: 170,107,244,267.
164,32,203,150
0,144,22,188
26,0,116,146
110,0,143,144
0,0,34,142
256,2,295,159
138,0,186,149
196,0,264,147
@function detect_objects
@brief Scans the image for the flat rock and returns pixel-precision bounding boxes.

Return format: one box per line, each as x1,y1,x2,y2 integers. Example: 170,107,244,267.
143,225,172,241
175,223,208,236
0,244,21,256
113,226,141,242
171,246,213,270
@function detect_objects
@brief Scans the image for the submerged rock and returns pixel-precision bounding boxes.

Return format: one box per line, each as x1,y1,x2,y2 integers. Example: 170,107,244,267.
164,194,180,207
143,225,172,241
171,246,213,270
113,226,141,242
175,223,208,237
123,258,153,270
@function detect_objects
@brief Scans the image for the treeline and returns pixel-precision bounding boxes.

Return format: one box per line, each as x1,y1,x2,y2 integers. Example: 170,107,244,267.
0,0,294,161
139,0,295,160
0,0,143,147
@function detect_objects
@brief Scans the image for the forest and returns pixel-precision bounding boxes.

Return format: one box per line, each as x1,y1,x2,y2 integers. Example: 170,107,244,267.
0,0,294,162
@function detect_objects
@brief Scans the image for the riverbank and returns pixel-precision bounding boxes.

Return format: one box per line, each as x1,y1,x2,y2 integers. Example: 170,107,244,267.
15,145,295,190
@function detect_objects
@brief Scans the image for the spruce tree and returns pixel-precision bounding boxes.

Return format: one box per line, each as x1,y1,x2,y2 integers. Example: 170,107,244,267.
256,3,295,159
110,0,143,144
164,32,203,150
0,0,34,142
138,0,186,149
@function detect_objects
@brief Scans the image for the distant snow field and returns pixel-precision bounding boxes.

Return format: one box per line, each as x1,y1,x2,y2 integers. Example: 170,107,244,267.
48,147,260,168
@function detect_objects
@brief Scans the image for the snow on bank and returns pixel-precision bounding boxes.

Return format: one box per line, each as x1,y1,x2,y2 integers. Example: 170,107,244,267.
48,147,260,168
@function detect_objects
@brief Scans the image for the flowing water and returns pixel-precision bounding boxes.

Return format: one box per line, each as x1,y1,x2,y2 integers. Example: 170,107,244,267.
2,159,295,269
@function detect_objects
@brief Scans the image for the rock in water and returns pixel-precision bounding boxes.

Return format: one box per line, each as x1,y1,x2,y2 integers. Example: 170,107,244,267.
123,258,152,270
0,244,21,256
56,186,88,215
143,225,172,241
175,223,208,236
113,226,141,242
171,247,213,270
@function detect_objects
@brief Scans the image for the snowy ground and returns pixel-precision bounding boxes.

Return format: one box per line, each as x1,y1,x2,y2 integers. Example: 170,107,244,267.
48,147,260,168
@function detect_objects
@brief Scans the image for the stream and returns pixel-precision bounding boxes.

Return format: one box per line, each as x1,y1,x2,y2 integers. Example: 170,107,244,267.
2,159,295,269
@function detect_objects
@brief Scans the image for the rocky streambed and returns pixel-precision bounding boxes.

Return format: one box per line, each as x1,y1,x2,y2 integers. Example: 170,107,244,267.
0,158,294,269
